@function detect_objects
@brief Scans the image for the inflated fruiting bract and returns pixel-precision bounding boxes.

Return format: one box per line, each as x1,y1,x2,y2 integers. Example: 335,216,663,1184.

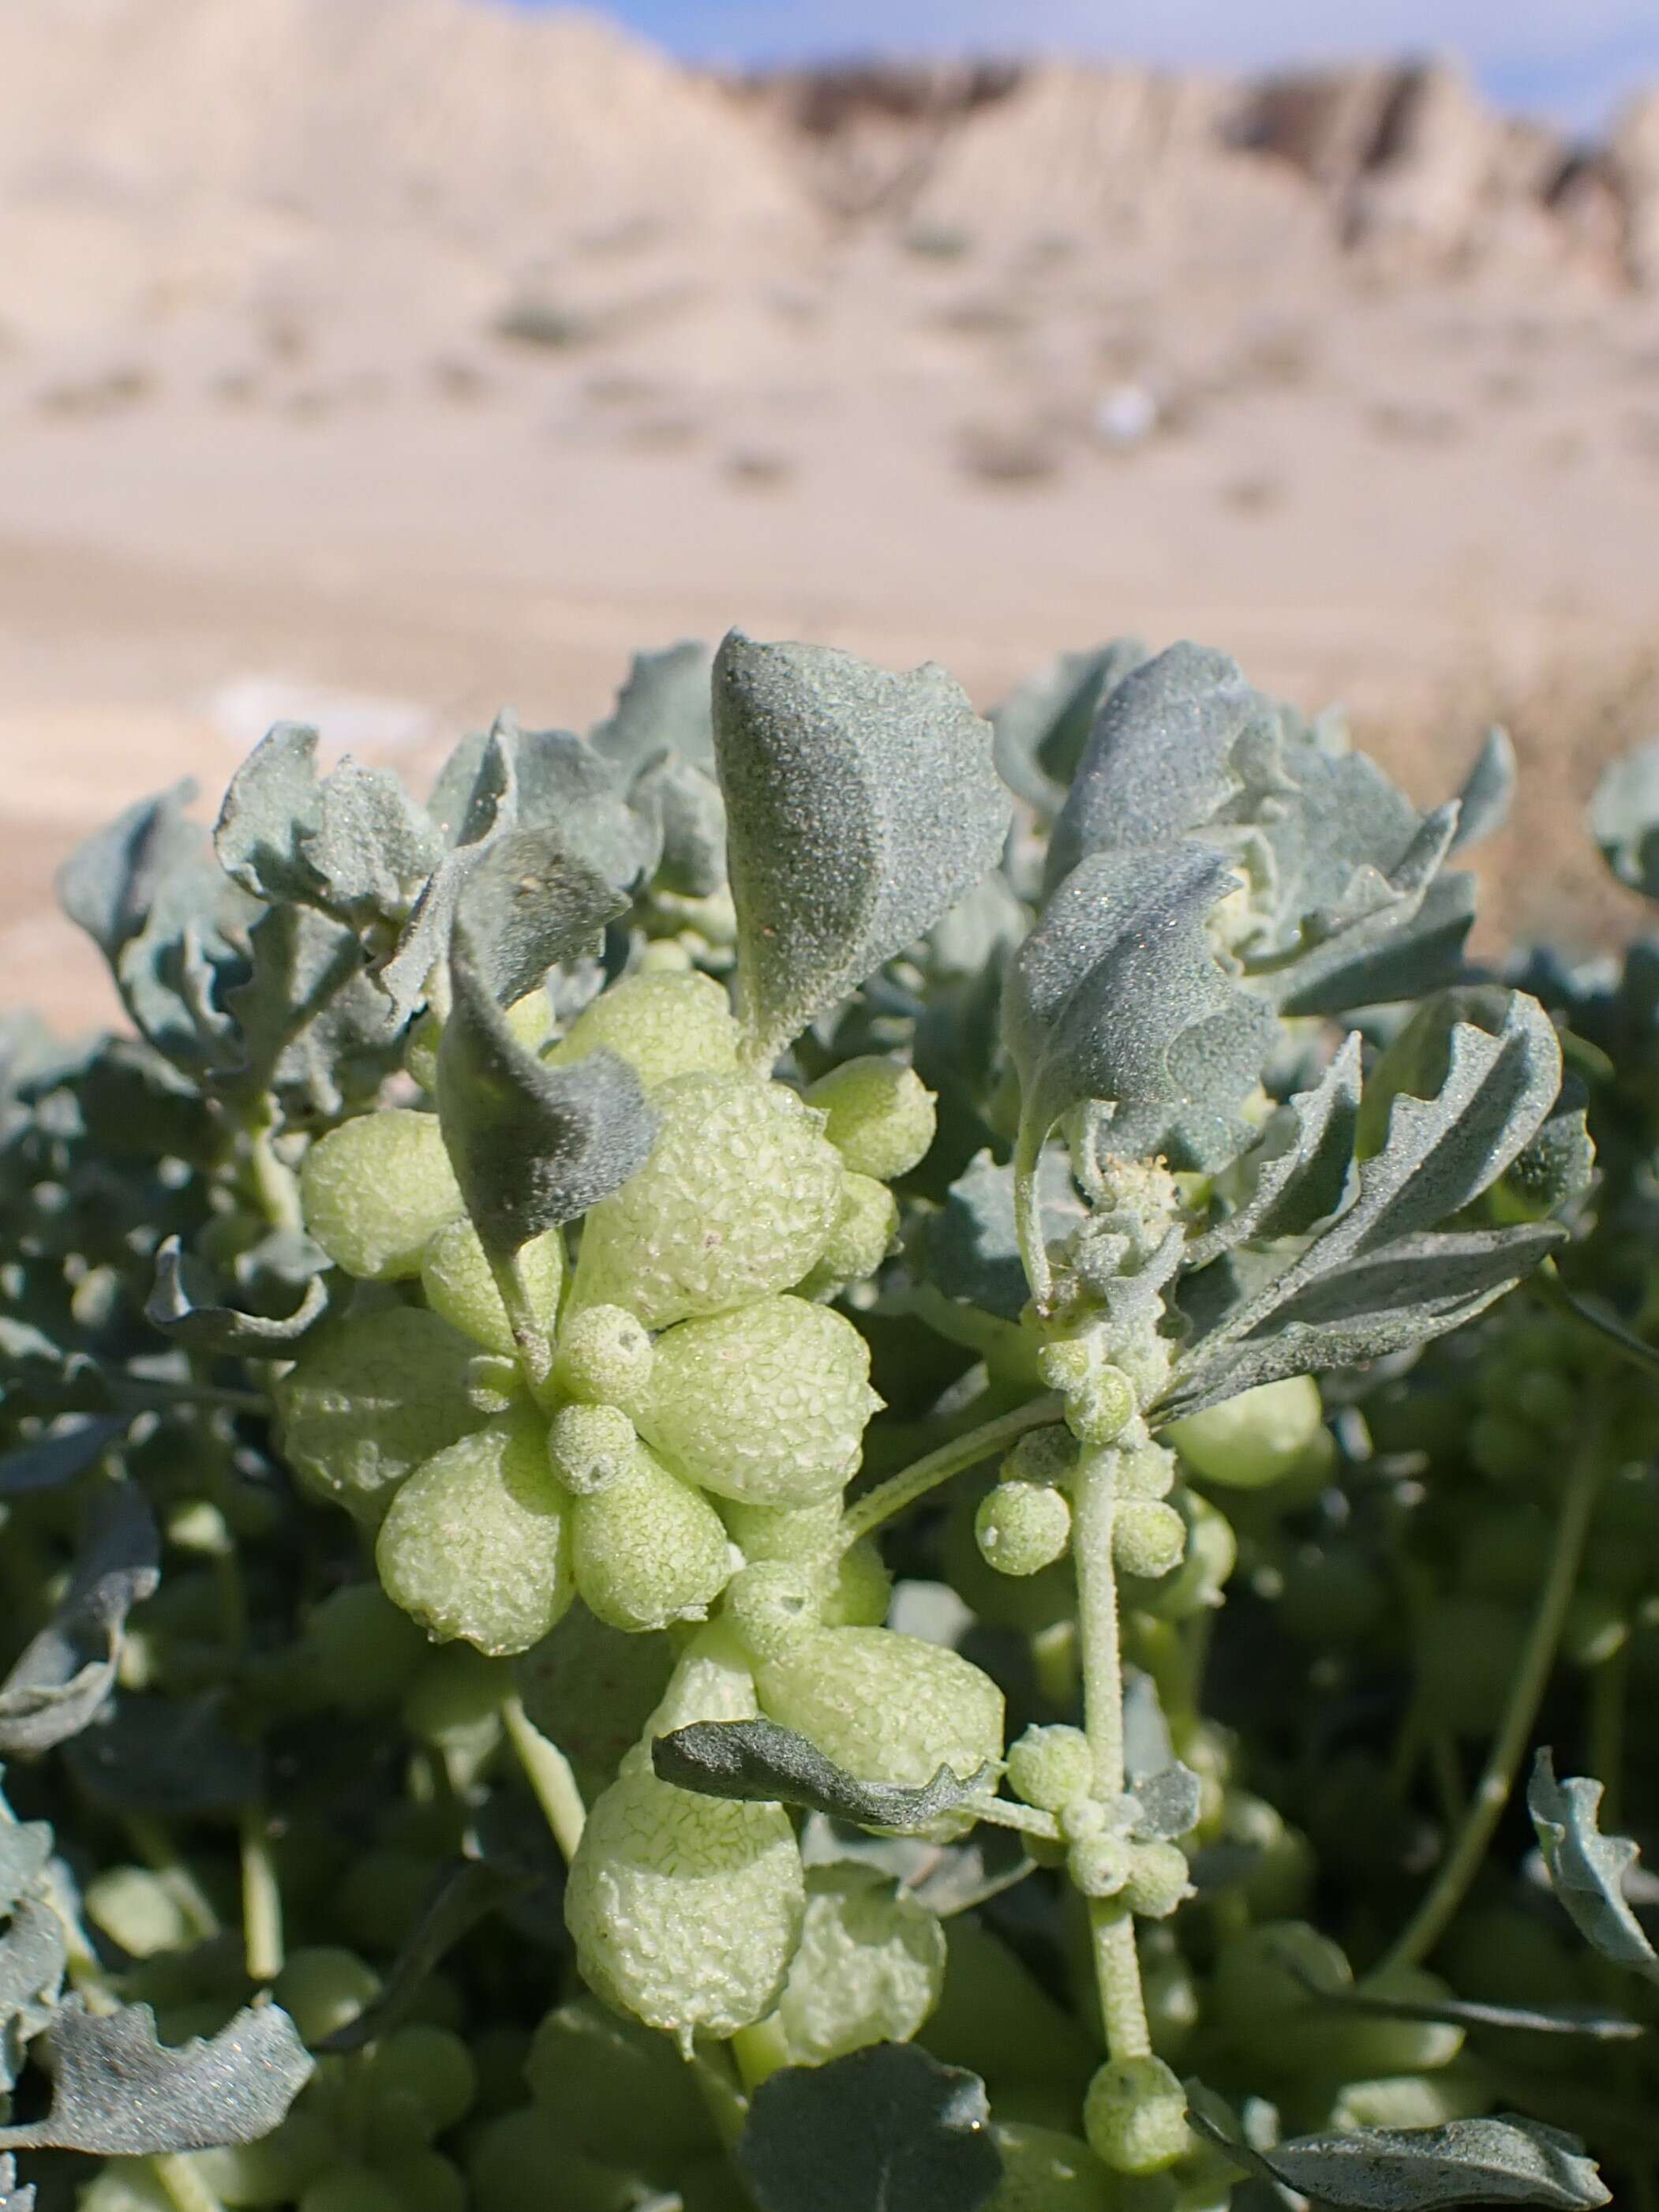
546,969,740,1089
418,1215,565,1355
1165,1375,1325,1490
770,1864,947,2064
804,1055,938,1181
274,1307,480,1524
298,1108,462,1281
563,1435,734,1633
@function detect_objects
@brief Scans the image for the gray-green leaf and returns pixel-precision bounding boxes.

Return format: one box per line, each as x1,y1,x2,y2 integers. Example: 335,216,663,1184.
653,1719,989,1833
713,633,1010,1066
1590,737,1659,901
146,1238,329,1355
739,2044,1002,2212
991,638,1146,815
1530,1749,1659,1981
1451,728,1517,852
926,1149,1087,1321
0,1485,159,1756
0,2000,313,2155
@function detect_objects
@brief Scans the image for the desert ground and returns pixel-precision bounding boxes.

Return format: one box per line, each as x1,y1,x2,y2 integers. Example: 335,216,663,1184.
3,0,1659,1033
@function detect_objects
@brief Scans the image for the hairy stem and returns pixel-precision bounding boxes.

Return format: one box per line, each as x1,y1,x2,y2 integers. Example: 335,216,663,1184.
485,1247,554,1396
502,1695,586,1861
837,1394,1064,1550
1073,1444,1151,2059
1012,1116,1054,1314
1382,1424,1608,1974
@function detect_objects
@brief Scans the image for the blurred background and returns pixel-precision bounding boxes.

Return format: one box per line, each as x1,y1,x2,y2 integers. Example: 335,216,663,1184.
2,0,1658,1029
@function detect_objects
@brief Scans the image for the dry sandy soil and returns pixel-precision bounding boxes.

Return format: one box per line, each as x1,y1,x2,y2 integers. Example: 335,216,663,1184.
2,0,1658,1032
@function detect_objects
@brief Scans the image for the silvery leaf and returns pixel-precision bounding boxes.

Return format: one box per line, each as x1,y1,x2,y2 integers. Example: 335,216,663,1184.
740,2045,1002,2212
1122,1764,1203,1842
0,1897,67,2089
146,1238,328,1355
713,633,1010,1066
1590,737,1659,901
438,922,655,1256
991,638,1146,815
380,726,518,1020
1269,868,1476,1018
1003,842,1276,1160
652,1718,988,1833
0,2000,313,2155
57,783,208,965
0,1484,159,1756
1189,1034,1361,1265
223,905,403,1121
634,755,727,898
927,1149,1087,1322
503,722,661,893
451,827,625,1010
1451,727,1517,852
590,640,716,772
1530,1749,1659,1981
0,2155,32,2210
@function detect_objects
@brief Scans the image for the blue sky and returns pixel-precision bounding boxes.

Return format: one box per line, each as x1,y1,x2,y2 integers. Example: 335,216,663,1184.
545,1,1659,132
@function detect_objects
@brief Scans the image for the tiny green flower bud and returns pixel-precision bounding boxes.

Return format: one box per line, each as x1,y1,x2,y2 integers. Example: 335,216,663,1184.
725,1561,819,1662
1002,1426,1077,1487
1113,1500,1187,1580
547,969,739,1090
976,1481,1073,1577
421,1216,565,1356
1066,1367,1137,1446
553,1303,655,1410
1061,1796,1107,1840
1082,2056,1190,2176
300,1108,461,1281
1118,1442,1176,1499
804,1056,937,1181
548,1403,638,1496
1006,1724,1093,1814
1068,1831,1133,1899
1124,1841,1191,1920
1038,1337,1096,1396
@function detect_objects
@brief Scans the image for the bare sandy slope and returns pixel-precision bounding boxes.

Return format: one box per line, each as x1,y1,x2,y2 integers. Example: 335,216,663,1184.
3,6,1658,1032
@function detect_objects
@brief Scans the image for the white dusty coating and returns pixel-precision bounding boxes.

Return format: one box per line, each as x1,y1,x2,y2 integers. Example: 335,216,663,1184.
376,1411,574,1656
420,1215,566,1356
274,1307,478,1524
756,1625,1004,1789
774,1864,946,2065
548,969,740,1090
573,1073,844,1328
1006,1725,1094,1815
299,1107,461,1280
571,1442,733,1631
636,1295,881,1505
976,1479,1073,1577
805,1056,938,1183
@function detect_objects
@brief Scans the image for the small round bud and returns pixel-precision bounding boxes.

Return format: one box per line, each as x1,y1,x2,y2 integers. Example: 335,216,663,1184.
976,1481,1073,1577
1082,2056,1190,2176
1124,1840,1190,1920
1133,1495,1237,1619
547,969,739,1089
1038,1337,1097,1396
548,1403,637,1496
553,1303,654,1410
801,1172,899,1291
1165,1376,1324,1490
1118,1442,1176,1500
725,1561,818,1661
804,1056,937,1181
1060,1795,1107,1840
1113,1500,1187,1580
1006,1724,1093,1814
421,1217,565,1356
1002,1425,1077,1487
1068,1831,1133,1899
1066,1367,1137,1447
299,1108,460,1281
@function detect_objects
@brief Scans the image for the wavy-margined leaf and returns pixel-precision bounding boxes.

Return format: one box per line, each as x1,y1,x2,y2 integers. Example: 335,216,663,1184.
991,638,1146,815
926,1149,1087,1321
0,1485,159,1756
146,1237,328,1356
449,827,626,1010
740,2044,1002,2212
1590,737,1659,901
1187,2083,1609,2209
56,782,207,967
0,1897,67,2092
1451,727,1517,852
653,1719,988,1833
0,1416,126,1499
1530,1750,1659,1982
1004,842,1276,1167
0,2000,312,2155
590,639,716,772
1044,642,1286,894
1189,1033,1362,1265
223,904,402,1120
438,922,655,1258
380,726,516,1018
1269,868,1476,1019
1165,998,1564,1417
215,724,439,929
713,633,1010,1067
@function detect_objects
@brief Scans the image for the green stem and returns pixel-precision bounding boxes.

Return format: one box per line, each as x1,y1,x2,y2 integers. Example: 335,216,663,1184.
239,1805,284,1982
1590,1634,1631,1833
502,1696,586,1861
837,1394,1064,1551
485,1249,554,1396
1542,1262,1659,1380
687,2039,749,2152
1381,1426,1608,1974
732,2015,792,2093
248,1111,305,1237
124,1815,220,1943
1072,1444,1151,2060
1013,1117,1054,1314
964,1795,1061,1840
149,2157,227,2212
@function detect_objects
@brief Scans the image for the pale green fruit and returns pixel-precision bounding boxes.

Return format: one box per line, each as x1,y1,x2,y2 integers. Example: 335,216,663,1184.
1328,2068,1494,2131
525,1996,717,2169
1164,1376,1324,1489
189,2115,334,2207
976,1480,1072,1576
635,1295,880,1506
400,1644,508,1760
272,1946,381,2045
564,1769,805,2042
1122,1841,1191,1920
84,1865,197,1959
376,1409,575,1657
805,1056,937,1180
548,969,740,1089
299,1108,460,1280
273,1307,479,1525
797,1171,900,1294
722,1496,844,1567
419,1216,565,1355
820,1539,893,1628
407,988,552,1093
985,2124,1118,2212
1083,2055,1190,2176
755,1624,1004,1793
773,1864,946,2064
1006,1725,1093,1815
573,1073,843,1328
554,1303,655,1409
571,1442,734,1633
549,1403,639,1494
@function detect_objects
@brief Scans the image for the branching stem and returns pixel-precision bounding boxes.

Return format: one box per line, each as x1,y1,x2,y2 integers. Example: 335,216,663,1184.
837,1394,1064,1551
